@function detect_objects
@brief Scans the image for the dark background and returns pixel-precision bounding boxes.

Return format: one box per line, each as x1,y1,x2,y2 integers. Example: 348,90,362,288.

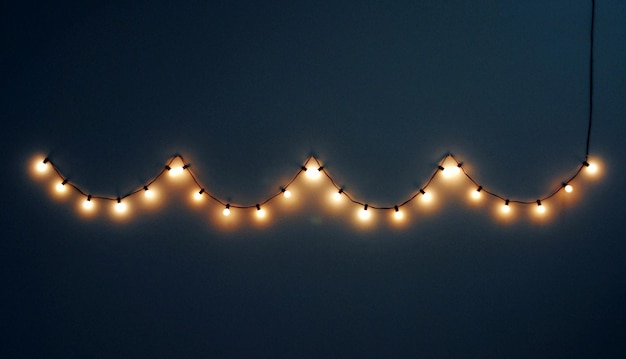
2,0,625,357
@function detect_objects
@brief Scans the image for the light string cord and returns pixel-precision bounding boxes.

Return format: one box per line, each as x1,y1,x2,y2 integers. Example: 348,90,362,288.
585,0,595,159
35,0,598,215
40,152,591,212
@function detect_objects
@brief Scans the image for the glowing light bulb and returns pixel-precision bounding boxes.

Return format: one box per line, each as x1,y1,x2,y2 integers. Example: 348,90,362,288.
440,165,460,178
282,189,291,198
564,184,573,193
359,204,371,220
501,199,510,214
333,189,344,201
471,186,483,200
115,198,127,213
536,200,545,214
420,189,432,202
36,159,49,172
394,206,403,220
56,180,68,192
584,161,597,174
223,204,231,216
143,186,154,198
168,165,184,177
194,188,205,201
256,204,266,218
305,165,321,179
83,195,93,210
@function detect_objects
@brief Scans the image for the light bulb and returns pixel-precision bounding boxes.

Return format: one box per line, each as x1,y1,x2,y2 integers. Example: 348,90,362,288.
471,187,482,199
420,189,432,202
83,195,93,210
586,163,597,173
305,166,321,179
115,199,127,213
144,186,154,198
564,184,573,193
394,206,403,220
223,204,231,216
333,189,343,201
256,204,266,218
36,160,48,172
194,188,205,201
56,180,68,192
501,199,510,214
168,166,184,177
440,165,460,177
282,189,291,198
359,204,371,220
536,200,545,214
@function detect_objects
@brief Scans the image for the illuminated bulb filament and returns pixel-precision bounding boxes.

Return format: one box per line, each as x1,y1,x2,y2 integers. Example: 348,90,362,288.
536,200,545,214
36,160,48,172
305,166,321,179
83,195,93,210
256,204,266,218
115,199,127,213
501,199,511,213
56,180,68,192
168,166,184,176
282,189,291,198
359,204,371,220
394,206,403,220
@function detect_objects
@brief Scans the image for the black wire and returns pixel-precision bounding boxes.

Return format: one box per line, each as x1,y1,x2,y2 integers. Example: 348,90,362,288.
585,0,595,158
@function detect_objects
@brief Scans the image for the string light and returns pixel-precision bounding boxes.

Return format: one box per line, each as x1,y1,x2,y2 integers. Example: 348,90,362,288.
502,199,511,214
583,161,597,174
36,158,49,172
472,186,483,199
304,165,322,179
256,204,266,218
143,186,154,198
536,200,546,214
359,204,371,220
281,188,291,198
394,205,403,220
32,152,600,225
194,188,205,201
115,198,127,213
56,179,68,192
83,195,94,210
440,164,461,178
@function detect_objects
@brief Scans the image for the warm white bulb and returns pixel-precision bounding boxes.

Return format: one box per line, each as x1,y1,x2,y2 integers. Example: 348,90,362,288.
256,208,266,218
501,204,510,213
471,190,481,199
333,192,342,201
223,208,230,216
305,167,320,179
169,166,184,176
359,209,371,220
442,166,460,177
115,202,127,213
36,161,48,172
194,192,203,201
422,192,432,202
537,204,546,214
144,189,154,198
283,190,291,198
586,163,597,173
564,184,573,193
83,199,93,210
394,210,403,220
56,182,66,192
